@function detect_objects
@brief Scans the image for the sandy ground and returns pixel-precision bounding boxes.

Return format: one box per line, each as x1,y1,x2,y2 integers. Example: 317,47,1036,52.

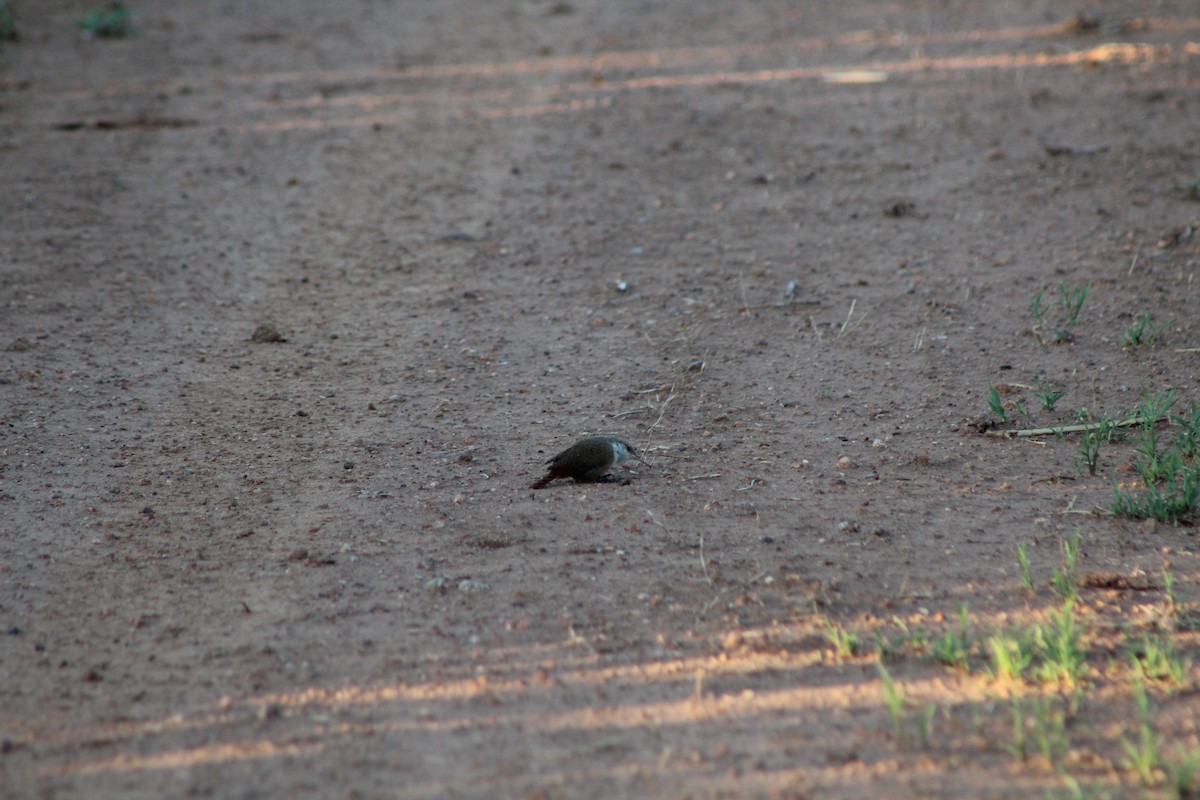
3,1,1200,797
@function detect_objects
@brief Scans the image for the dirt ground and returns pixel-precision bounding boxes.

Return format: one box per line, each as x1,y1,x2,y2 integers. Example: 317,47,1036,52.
3,1,1200,797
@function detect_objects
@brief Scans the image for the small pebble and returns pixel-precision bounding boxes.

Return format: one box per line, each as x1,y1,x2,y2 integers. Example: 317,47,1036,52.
250,324,286,343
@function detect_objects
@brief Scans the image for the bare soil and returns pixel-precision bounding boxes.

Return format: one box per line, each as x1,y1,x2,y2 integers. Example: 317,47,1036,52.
3,2,1200,798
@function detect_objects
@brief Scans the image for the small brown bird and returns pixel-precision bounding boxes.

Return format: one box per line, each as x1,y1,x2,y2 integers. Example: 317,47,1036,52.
530,435,646,489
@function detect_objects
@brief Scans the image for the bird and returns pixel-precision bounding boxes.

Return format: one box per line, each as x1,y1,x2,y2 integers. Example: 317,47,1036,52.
530,435,647,489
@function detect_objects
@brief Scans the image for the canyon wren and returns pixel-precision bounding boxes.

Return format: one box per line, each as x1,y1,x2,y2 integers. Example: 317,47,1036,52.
530,435,647,489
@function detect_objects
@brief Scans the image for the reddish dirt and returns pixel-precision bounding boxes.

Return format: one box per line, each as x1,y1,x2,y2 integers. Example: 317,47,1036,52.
3,2,1200,798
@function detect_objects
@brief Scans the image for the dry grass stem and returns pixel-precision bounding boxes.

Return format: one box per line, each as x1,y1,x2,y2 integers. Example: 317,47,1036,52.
646,509,676,544
986,415,1166,438
837,299,857,338
836,299,868,339
646,386,677,435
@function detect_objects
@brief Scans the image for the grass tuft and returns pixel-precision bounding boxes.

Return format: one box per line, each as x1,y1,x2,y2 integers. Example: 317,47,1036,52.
1017,542,1035,594
0,0,17,41
877,663,907,743
1124,313,1161,347
1122,676,1163,785
822,617,863,661
78,2,136,39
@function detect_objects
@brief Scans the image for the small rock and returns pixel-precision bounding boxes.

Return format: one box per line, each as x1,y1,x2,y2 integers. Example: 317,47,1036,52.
250,324,287,343
257,704,283,722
